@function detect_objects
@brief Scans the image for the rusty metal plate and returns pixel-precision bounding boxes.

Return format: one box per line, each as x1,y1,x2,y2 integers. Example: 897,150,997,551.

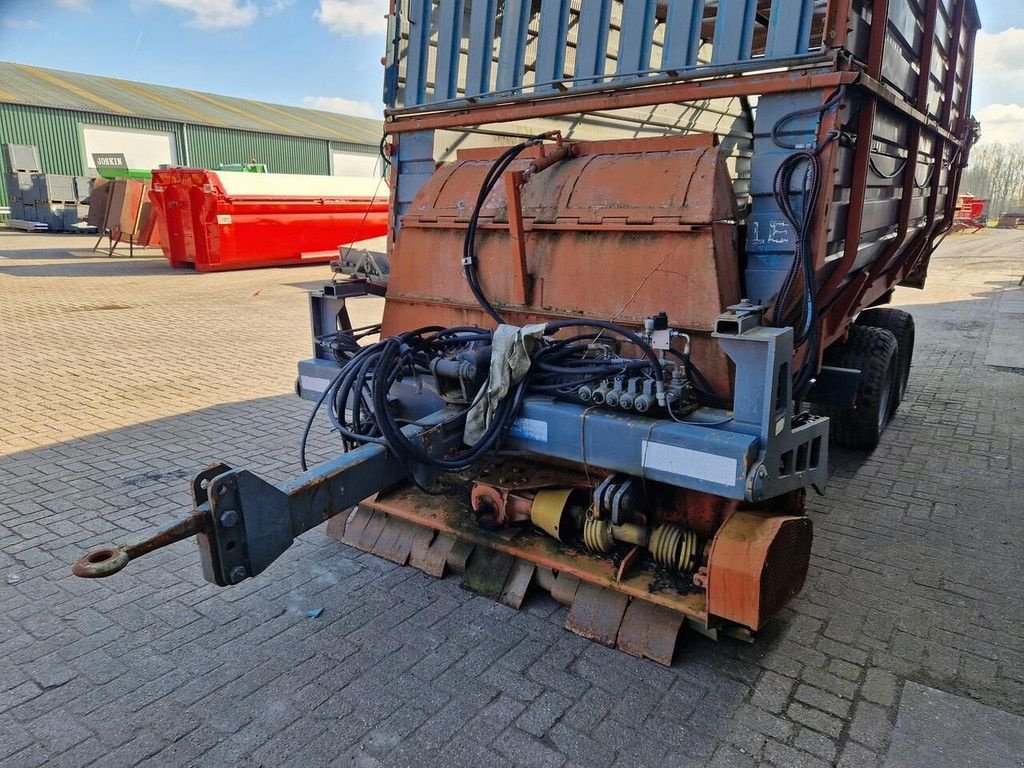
550,572,581,606
341,508,388,553
566,583,629,647
339,506,373,546
409,530,453,577
462,547,516,600
371,515,421,565
469,459,589,493
446,538,475,574
324,509,350,542
499,558,535,609
363,487,708,624
616,599,686,666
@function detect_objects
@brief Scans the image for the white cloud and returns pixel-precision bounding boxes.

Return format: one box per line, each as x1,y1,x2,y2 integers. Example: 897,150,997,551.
974,104,1024,145
302,95,380,118
971,28,1024,142
53,0,90,9
315,0,386,36
2,18,42,28
153,0,259,29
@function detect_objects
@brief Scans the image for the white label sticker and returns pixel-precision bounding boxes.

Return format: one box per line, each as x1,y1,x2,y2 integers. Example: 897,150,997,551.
216,214,232,225
509,417,548,443
641,440,738,486
299,375,330,395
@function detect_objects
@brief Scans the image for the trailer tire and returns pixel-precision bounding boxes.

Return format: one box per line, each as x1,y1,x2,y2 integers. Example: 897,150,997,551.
820,326,899,450
856,308,914,404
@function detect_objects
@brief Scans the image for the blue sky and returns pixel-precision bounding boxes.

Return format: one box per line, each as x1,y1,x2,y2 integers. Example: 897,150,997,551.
0,0,1020,139
0,1,390,117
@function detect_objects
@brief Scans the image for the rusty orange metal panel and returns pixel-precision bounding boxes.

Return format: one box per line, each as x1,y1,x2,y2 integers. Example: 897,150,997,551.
706,512,812,631
384,136,741,395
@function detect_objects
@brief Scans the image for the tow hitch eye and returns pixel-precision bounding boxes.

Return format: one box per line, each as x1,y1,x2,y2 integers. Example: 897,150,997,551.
71,516,205,579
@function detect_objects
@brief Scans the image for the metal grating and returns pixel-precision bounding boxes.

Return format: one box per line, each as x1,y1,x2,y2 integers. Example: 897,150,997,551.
387,0,833,111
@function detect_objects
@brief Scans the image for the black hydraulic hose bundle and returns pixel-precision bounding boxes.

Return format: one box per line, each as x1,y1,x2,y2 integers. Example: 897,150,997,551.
463,133,552,325
769,87,847,401
300,322,667,474
774,151,823,400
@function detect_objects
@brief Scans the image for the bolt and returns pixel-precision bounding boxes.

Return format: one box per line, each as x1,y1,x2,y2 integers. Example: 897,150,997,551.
229,566,247,584
219,510,239,528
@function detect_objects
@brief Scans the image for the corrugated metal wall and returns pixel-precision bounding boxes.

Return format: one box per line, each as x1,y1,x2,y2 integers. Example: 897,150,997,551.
329,140,379,157
0,103,378,207
187,125,330,175
0,103,185,206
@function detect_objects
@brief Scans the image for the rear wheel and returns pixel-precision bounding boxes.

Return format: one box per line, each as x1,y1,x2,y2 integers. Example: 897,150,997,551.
856,308,915,404
820,325,899,450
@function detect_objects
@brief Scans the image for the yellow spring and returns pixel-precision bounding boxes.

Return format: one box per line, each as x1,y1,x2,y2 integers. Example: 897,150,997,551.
649,524,699,572
583,517,615,553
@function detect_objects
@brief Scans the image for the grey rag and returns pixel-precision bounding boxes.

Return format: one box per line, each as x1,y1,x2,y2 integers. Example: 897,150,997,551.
464,323,547,444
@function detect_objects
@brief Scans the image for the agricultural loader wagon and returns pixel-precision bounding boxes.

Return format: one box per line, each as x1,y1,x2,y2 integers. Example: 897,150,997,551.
76,0,979,665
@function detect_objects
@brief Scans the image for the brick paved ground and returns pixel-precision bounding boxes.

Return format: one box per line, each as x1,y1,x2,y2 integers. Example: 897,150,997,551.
1,230,1022,767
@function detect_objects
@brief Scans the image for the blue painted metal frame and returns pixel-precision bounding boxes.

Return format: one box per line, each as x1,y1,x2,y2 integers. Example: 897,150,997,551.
433,0,466,102
465,0,498,96
505,399,758,499
711,0,760,64
616,0,658,75
404,0,433,105
496,0,531,91
766,0,817,58
392,129,436,238
574,0,612,85
534,0,570,89
663,0,706,71
386,0,830,112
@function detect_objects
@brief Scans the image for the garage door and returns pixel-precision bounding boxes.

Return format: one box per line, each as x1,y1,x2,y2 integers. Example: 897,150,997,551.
330,149,379,177
82,125,177,173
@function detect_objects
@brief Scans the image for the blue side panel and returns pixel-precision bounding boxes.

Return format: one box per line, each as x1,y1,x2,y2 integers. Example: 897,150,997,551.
505,399,758,500
574,0,612,84
433,0,465,101
534,0,569,89
662,0,705,70
405,0,433,105
711,0,758,64
616,0,658,74
496,0,531,91
465,0,498,96
765,0,816,58
745,91,824,304
393,130,436,238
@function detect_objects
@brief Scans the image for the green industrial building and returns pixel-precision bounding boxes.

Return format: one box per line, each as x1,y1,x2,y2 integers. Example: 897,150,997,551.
0,61,382,208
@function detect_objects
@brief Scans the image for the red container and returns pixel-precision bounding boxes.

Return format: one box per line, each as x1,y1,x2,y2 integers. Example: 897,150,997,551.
149,168,388,272
955,194,986,221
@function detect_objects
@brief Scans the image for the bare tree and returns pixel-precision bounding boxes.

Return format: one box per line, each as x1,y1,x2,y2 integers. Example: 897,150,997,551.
961,143,1024,216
